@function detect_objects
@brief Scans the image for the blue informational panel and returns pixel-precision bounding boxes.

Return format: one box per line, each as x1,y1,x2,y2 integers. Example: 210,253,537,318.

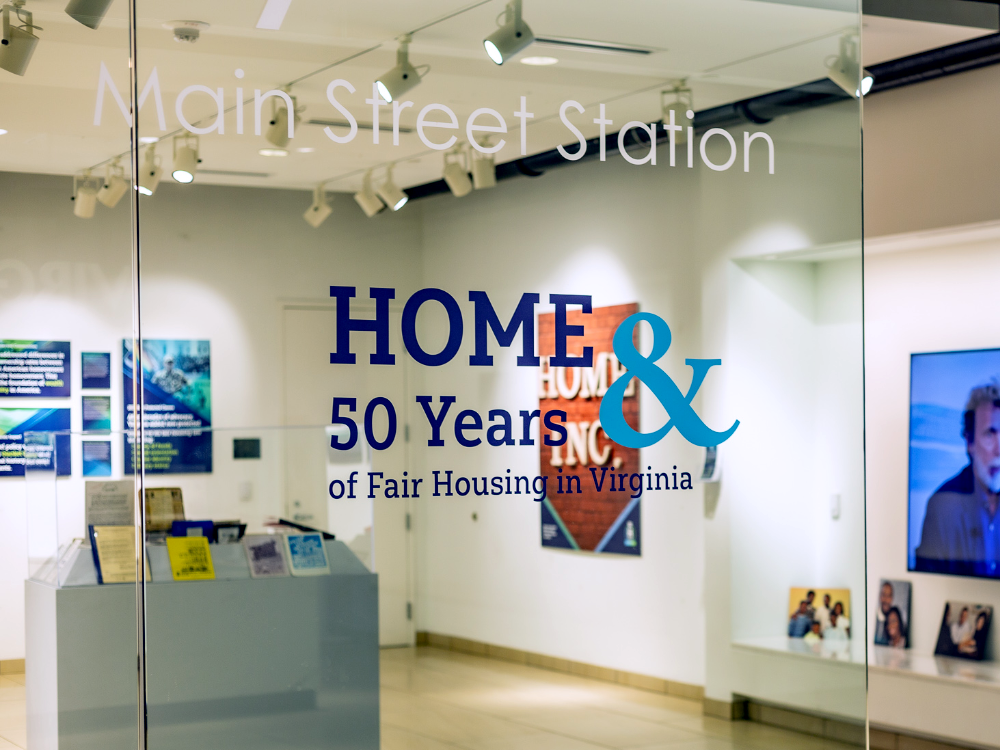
82,395,111,433
0,341,70,397
81,352,112,389
123,339,211,474
82,440,112,477
0,408,71,476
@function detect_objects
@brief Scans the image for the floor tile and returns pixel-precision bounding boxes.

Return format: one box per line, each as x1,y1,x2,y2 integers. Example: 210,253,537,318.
0,728,25,749
0,645,860,750
459,730,612,750
381,725,468,750
504,707,703,749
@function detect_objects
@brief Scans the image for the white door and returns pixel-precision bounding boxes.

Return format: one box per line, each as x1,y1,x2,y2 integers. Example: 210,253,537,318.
282,304,414,646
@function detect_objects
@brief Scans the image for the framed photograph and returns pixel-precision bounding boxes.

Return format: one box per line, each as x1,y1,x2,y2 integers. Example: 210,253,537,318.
873,579,911,649
934,601,992,660
788,587,852,640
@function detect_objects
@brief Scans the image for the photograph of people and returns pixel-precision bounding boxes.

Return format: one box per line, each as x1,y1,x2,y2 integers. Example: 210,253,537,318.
788,600,813,638
914,380,1000,577
884,607,907,649
874,579,911,648
814,593,832,632
787,588,851,640
950,606,974,648
935,601,993,661
832,601,850,638
822,611,846,642
803,621,822,644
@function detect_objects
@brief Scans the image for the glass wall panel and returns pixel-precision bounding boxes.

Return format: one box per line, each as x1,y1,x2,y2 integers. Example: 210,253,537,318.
128,2,869,749
0,3,139,749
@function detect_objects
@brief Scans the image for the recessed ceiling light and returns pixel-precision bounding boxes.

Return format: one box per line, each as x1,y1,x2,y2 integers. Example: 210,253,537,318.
296,147,315,153
0,129,7,136
139,136,159,144
521,56,557,66
258,148,288,157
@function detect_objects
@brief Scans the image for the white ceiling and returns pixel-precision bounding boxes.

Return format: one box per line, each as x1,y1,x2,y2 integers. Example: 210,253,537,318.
0,0,990,194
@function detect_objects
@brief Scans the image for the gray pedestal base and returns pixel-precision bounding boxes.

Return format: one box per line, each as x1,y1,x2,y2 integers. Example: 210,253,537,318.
26,541,379,750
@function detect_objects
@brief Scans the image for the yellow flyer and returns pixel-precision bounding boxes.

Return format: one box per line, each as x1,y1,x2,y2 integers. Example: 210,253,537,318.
166,536,215,581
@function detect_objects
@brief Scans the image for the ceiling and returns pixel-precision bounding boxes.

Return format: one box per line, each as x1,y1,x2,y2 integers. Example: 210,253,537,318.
0,0,991,194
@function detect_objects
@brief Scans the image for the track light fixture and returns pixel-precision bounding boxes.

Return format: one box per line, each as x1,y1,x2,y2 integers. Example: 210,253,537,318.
354,170,386,218
96,161,127,208
0,2,39,77
376,34,428,103
137,146,162,196
484,0,534,65
442,149,473,198
303,184,333,228
376,166,408,211
72,172,101,219
662,84,693,146
827,34,872,98
265,92,300,148
172,134,200,184
471,150,496,190
64,0,112,29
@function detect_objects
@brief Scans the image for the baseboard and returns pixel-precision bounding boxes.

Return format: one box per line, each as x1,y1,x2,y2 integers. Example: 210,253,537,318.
869,726,999,750
747,701,864,746
703,697,747,721
0,658,25,675
416,631,704,701
743,699,989,750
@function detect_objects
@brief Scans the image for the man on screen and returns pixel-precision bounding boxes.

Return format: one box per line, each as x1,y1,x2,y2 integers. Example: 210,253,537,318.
915,383,1000,576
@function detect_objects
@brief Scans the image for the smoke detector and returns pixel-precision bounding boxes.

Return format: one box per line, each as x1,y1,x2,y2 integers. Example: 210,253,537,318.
164,20,209,43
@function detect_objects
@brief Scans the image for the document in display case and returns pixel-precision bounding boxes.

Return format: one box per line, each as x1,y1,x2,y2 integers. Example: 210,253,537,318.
89,525,149,584
284,533,330,576
166,536,215,581
145,487,185,532
243,534,290,578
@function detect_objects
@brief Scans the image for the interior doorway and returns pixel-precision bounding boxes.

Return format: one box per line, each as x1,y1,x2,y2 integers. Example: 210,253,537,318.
282,303,414,646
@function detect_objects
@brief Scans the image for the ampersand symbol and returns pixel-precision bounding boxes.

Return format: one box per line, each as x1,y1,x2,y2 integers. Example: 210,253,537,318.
599,312,739,449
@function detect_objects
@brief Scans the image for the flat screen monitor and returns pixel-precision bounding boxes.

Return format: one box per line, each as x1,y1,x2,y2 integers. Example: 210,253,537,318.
909,348,1000,578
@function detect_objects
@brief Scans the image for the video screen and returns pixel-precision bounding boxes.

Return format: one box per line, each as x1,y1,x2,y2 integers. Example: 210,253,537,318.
909,348,1000,578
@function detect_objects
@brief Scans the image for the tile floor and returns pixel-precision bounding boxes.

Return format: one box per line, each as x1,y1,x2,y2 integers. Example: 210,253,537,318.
0,648,855,750
0,672,25,750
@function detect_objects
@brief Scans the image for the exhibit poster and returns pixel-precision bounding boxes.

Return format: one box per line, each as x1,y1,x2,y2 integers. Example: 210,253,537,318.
82,441,112,477
123,339,212,474
82,395,111,432
81,351,111,389
909,348,1000,578
0,340,70,397
538,303,641,555
0,407,70,477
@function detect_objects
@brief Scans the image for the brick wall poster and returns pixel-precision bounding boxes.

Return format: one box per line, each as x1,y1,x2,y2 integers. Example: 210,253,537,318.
538,302,641,555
